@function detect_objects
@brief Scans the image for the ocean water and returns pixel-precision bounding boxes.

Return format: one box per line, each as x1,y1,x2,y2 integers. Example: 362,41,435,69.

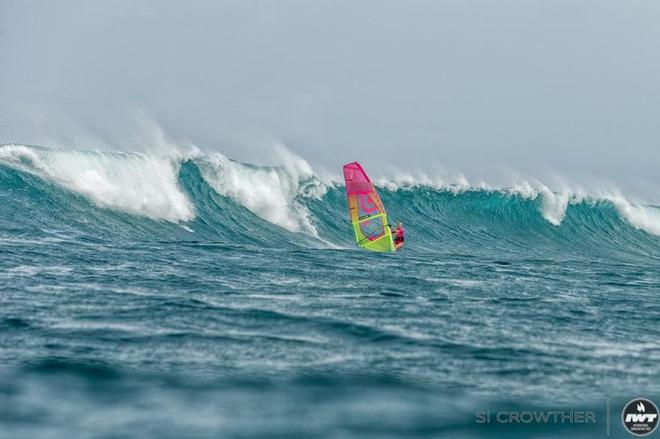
1,144,659,438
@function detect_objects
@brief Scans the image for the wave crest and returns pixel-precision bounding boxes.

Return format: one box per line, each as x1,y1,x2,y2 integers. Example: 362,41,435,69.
195,147,325,235
2,143,660,251
0,144,194,222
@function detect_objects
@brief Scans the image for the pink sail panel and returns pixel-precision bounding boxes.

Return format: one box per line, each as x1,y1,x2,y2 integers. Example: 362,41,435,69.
359,193,379,214
343,162,373,195
343,162,386,218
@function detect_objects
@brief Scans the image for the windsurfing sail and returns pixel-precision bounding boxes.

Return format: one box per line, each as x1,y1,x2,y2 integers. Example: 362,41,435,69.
342,161,399,252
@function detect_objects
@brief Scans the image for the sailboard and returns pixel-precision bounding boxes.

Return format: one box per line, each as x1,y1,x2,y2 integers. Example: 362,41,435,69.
342,161,401,252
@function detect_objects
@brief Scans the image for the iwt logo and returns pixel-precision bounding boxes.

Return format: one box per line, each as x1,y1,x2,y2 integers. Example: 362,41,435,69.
622,398,659,436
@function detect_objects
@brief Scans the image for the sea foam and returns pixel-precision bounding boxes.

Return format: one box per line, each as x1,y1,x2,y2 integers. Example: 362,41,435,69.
0,144,194,223
3,143,660,239
195,145,323,235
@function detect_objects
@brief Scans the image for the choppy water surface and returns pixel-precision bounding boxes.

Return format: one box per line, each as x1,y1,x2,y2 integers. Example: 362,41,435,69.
1,144,659,438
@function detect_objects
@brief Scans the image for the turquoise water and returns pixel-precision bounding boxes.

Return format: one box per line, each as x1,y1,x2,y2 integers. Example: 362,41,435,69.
1,144,659,438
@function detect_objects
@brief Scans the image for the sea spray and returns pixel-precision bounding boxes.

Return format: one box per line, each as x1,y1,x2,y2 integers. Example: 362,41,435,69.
2,143,660,248
0,144,194,222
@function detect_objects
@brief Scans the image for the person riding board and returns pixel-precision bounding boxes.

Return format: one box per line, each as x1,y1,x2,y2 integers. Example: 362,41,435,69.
391,221,405,247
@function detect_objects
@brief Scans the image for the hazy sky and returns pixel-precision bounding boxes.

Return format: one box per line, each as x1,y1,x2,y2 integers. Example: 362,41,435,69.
1,0,659,196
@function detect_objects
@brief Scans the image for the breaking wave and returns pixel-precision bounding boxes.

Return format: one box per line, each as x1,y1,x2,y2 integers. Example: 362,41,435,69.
0,144,194,222
1,143,660,259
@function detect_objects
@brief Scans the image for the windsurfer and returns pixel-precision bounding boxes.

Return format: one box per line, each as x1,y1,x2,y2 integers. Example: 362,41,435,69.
391,222,405,247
